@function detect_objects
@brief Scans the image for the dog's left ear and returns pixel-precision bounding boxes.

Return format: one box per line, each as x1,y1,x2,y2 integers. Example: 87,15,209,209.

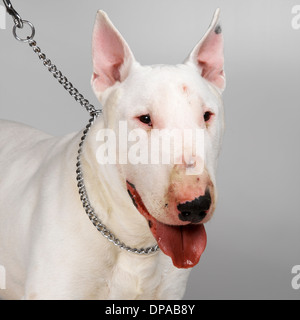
185,8,225,92
92,10,135,94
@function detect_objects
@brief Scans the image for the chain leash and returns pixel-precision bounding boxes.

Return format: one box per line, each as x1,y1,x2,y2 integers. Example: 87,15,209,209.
26,38,102,118
3,0,159,256
4,0,101,117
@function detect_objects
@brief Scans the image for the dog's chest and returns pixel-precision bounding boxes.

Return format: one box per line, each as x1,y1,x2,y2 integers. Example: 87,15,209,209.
94,252,189,299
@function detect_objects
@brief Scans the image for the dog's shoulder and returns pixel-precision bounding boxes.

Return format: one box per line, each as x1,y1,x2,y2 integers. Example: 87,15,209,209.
0,119,54,166
0,119,52,140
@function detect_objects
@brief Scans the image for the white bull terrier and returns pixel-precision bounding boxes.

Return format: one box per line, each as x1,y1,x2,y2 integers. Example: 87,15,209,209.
0,9,225,300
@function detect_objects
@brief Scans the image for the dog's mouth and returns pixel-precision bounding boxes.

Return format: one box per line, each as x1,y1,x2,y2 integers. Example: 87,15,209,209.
127,181,207,269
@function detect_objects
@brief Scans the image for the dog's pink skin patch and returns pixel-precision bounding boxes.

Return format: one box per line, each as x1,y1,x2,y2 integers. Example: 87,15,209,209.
169,181,206,204
127,181,207,269
182,84,189,94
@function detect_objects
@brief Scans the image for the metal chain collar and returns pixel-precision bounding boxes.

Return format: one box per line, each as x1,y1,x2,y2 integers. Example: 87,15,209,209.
76,116,159,255
4,0,159,255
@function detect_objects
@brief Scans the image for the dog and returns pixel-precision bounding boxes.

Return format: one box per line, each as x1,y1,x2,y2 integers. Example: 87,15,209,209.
0,8,225,300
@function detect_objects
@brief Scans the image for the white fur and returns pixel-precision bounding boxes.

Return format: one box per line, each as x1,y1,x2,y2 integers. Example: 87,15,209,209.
0,9,224,300
0,119,190,300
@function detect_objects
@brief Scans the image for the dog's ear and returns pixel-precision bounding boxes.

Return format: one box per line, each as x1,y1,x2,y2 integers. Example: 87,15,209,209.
91,10,135,94
185,8,225,92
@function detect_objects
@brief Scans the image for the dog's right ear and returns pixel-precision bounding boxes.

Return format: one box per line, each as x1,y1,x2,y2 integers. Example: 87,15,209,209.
91,11,135,94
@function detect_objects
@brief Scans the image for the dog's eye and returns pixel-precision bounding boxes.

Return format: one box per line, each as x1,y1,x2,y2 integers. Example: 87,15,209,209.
204,111,213,122
139,114,152,126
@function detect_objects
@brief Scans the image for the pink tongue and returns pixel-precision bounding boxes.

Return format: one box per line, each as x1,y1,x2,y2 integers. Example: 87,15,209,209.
155,220,207,269
127,181,207,269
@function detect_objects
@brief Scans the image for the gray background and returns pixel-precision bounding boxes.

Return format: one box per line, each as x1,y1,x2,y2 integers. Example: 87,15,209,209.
0,0,300,300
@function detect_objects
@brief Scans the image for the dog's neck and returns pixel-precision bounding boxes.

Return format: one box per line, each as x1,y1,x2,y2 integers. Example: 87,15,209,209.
78,116,157,250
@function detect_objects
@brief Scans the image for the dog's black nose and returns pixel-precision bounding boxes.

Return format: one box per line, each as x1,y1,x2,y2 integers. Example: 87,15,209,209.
177,190,211,223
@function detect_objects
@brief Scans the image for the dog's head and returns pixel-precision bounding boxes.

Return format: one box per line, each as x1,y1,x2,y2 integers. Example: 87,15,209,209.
91,10,225,268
